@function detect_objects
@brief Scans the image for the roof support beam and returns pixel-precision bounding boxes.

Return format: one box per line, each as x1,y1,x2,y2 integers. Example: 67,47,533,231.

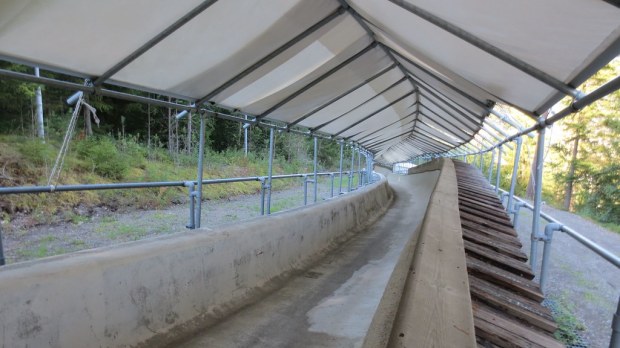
363,129,412,148
338,1,419,92
420,104,475,135
288,63,395,127
406,73,483,122
417,117,466,143
331,91,415,136
351,112,417,142
196,7,345,105
388,0,582,99
405,136,448,152
411,78,483,127
384,45,539,120
257,42,377,120
93,0,219,86
413,130,456,149
311,77,409,131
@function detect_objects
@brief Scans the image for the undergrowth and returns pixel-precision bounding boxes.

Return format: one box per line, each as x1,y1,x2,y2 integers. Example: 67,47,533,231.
0,134,314,224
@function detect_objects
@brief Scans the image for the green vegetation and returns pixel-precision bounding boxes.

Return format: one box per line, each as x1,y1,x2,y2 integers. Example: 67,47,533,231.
476,59,620,231
547,292,587,345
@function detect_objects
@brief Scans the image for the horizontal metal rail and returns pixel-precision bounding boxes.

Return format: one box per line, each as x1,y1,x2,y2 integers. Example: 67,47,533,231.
498,188,620,269
0,171,359,195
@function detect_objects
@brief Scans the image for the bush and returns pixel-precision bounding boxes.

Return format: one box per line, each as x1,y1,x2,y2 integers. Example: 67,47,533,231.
75,137,129,179
18,139,55,166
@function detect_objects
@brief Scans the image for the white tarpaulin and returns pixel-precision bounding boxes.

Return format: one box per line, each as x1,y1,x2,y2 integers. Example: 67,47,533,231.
0,0,618,163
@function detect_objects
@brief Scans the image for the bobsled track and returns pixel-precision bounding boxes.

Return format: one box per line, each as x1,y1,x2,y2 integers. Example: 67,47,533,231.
0,159,563,348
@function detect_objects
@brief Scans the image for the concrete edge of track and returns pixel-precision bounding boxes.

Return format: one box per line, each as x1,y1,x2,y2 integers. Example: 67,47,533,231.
0,175,393,348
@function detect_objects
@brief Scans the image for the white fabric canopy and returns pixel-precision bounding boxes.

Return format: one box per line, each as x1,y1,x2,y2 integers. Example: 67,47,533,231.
0,0,618,164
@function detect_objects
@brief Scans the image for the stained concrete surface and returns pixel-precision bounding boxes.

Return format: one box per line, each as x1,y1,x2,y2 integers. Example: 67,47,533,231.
174,170,440,348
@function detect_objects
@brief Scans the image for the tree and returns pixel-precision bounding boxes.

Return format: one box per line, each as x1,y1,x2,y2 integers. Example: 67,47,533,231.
550,59,620,220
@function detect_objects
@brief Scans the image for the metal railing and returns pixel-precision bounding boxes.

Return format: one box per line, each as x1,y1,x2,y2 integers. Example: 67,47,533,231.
494,186,620,348
0,168,378,266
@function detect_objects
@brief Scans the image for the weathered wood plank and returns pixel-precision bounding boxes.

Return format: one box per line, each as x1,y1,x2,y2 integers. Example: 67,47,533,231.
462,228,527,261
460,212,518,237
458,195,506,211
466,257,544,302
459,204,513,227
460,221,522,248
469,277,557,333
459,199,510,217
473,303,563,348
389,159,477,348
464,240,534,279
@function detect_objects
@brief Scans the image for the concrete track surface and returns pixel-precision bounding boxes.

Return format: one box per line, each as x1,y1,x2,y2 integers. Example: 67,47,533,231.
173,170,440,348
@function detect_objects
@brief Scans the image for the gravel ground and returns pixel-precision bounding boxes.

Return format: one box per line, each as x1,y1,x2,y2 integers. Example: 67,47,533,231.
512,201,620,347
1,176,345,264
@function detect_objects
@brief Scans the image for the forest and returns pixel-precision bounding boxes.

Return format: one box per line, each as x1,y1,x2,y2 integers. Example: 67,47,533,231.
0,59,618,231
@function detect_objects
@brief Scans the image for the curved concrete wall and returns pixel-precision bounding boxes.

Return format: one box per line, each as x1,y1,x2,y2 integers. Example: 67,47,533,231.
0,176,392,348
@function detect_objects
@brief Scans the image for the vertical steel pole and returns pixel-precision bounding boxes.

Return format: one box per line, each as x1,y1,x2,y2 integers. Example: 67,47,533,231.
349,145,355,192
195,112,206,228
507,137,522,216
303,175,308,206
313,137,318,203
338,142,344,194
186,182,195,229
357,148,362,188
610,296,620,348
479,144,484,170
530,126,546,268
0,224,5,266
243,115,248,157
495,145,502,193
488,148,495,182
260,178,266,215
266,128,275,215
330,173,334,198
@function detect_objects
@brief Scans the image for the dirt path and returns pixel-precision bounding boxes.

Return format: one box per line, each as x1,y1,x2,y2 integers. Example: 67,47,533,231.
1,178,341,264
513,201,620,347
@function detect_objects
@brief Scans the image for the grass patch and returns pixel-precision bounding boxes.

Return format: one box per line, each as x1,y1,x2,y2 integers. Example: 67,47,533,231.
1,134,316,223
270,196,301,214
548,292,587,345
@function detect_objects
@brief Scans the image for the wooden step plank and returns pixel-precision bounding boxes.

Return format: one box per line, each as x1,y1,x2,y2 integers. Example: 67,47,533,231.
460,212,518,237
457,183,499,198
459,199,509,217
458,194,507,211
473,303,563,348
462,229,527,262
458,194,506,211
466,257,544,302
458,182,493,190
464,240,534,279
459,205,513,226
469,277,557,333
455,179,495,192
460,221,522,248
458,186,502,202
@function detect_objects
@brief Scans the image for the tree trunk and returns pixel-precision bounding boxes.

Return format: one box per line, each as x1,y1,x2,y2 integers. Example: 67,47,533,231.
526,150,536,200
526,111,550,200
563,136,580,211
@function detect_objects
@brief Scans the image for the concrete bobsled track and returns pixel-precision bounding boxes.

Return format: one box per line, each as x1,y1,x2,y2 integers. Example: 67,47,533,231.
0,163,455,348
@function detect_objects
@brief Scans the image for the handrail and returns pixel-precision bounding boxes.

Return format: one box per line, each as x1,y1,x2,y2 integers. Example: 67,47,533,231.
497,188,620,269
0,169,375,266
0,171,360,195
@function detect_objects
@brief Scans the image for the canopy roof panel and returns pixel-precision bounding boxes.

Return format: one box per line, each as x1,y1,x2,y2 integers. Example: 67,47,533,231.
0,0,618,164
